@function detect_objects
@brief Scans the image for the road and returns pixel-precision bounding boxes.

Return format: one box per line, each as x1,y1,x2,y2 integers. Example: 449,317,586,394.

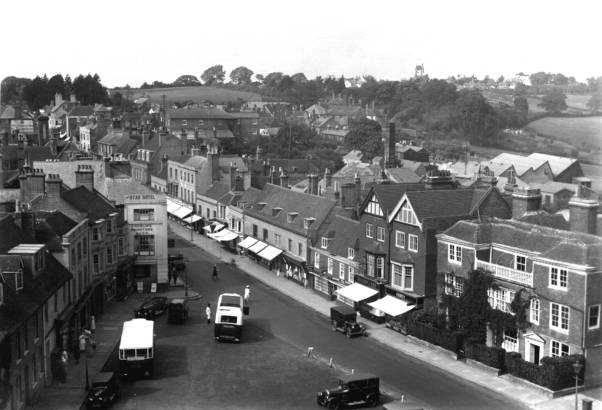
108,235,525,410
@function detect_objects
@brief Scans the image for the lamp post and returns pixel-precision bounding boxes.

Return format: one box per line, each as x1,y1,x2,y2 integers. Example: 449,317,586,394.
573,361,583,410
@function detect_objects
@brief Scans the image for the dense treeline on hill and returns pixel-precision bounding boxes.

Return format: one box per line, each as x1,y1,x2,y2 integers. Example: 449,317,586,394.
1,73,111,110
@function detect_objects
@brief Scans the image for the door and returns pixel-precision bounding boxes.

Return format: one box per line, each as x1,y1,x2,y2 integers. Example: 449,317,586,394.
530,343,540,364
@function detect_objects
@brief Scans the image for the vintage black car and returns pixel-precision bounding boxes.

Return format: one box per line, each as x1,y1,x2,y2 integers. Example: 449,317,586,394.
317,373,380,409
85,372,120,408
134,296,167,319
330,305,367,338
385,316,408,334
167,298,189,324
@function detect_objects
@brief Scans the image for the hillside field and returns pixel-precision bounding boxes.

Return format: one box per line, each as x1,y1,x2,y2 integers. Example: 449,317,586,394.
482,91,592,115
110,86,262,105
525,116,602,150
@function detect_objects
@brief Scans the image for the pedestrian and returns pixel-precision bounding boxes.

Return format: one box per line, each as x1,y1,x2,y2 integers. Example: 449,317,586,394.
90,315,96,333
173,270,179,285
167,269,173,285
205,303,211,324
73,341,80,364
212,265,218,281
244,285,250,302
79,333,87,357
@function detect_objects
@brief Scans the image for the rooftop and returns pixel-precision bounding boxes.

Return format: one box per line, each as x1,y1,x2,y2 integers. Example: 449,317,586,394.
8,244,45,254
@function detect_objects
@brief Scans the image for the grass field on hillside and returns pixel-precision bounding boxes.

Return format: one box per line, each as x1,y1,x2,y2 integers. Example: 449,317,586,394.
112,86,262,104
526,116,602,149
483,91,592,115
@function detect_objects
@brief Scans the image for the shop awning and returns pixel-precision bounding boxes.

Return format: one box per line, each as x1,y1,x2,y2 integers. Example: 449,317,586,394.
203,222,224,233
172,206,193,219
248,241,268,254
238,236,258,250
208,229,238,242
183,215,202,224
368,295,414,317
257,246,283,262
166,198,180,214
336,283,378,303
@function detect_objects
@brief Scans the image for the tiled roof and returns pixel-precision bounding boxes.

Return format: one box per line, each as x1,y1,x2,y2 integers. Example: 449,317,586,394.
528,181,577,194
405,188,491,220
442,218,602,268
517,210,570,230
117,138,138,156
219,155,248,172
370,183,425,215
182,155,207,169
396,143,425,153
0,145,54,162
327,105,363,116
315,211,361,258
489,153,549,176
39,211,77,236
244,184,336,237
68,105,95,117
235,187,262,205
0,215,35,253
61,186,117,220
385,168,422,183
218,191,242,206
200,183,231,201
167,108,234,120
104,178,154,205
321,129,350,137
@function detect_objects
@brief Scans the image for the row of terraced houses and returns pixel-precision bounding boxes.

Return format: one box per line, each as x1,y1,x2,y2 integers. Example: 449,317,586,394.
176,167,601,388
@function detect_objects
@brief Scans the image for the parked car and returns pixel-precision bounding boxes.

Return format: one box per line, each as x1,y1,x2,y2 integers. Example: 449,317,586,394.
85,372,120,408
330,305,367,338
317,373,380,409
134,296,168,319
167,298,189,324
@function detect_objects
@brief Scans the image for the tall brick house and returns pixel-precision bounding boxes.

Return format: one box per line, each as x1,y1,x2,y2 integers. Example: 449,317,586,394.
354,173,511,314
436,190,602,386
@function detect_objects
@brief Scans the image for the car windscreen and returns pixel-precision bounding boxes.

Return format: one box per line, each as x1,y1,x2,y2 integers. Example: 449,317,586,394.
220,296,241,307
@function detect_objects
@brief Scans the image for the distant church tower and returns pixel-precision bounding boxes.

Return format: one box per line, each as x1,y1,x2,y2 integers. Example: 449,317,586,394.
414,64,425,78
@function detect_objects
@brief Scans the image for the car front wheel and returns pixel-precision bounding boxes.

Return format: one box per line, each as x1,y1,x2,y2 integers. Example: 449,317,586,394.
327,399,340,409
366,394,379,407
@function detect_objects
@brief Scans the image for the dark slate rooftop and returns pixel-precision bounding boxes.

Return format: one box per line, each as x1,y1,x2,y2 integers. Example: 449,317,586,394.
61,186,117,221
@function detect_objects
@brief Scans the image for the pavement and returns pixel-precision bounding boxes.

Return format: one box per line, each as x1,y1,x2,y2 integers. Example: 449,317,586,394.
168,221,602,410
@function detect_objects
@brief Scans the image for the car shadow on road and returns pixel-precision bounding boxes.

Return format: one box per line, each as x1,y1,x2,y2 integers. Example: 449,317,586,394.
152,344,189,380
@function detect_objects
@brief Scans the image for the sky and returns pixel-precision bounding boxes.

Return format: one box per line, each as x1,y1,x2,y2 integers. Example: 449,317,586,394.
2,0,601,88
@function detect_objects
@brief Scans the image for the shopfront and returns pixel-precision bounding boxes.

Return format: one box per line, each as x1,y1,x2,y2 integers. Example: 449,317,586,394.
282,253,308,287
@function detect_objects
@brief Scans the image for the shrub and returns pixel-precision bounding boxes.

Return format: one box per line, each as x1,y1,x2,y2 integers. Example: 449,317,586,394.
406,320,464,353
466,343,505,370
505,352,585,390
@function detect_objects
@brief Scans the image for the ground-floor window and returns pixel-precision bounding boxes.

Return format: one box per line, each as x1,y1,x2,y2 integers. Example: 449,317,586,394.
550,339,570,357
134,235,155,256
314,276,329,295
501,328,519,352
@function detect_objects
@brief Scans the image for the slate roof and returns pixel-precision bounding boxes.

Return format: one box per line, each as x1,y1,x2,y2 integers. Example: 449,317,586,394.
327,105,363,117
528,181,577,194
488,153,550,176
117,138,138,156
234,187,262,206
0,215,35,253
244,184,337,237
218,191,243,206
369,183,425,216
61,186,117,220
528,153,577,177
517,210,570,230
441,218,602,268
219,155,248,172
396,143,425,153
1,145,54,162
321,129,350,137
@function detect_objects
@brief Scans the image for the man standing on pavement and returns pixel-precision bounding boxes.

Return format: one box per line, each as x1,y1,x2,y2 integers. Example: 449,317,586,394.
244,285,250,302
205,303,211,324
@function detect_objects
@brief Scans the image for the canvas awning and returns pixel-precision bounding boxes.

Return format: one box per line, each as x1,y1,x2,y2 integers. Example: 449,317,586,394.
238,236,258,250
166,198,180,214
208,229,238,242
203,222,224,233
172,206,193,219
336,283,378,303
248,241,268,254
257,246,283,262
368,295,414,317
183,215,202,224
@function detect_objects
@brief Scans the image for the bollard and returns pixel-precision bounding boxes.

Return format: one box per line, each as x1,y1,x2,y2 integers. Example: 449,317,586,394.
329,357,333,368
307,347,314,358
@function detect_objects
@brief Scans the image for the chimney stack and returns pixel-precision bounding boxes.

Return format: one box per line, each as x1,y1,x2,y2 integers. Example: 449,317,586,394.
45,174,62,197
37,115,49,145
229,162,237,190
307,174,319,195
383,121,397,169
568,187,599,235
324,168,332,188
160,154,168,172
511,187,542,218
75,164,95,191
279,169,289,188
269,166,280,185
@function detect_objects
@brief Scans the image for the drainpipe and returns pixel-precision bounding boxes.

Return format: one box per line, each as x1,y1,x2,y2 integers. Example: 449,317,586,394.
582,272,587,357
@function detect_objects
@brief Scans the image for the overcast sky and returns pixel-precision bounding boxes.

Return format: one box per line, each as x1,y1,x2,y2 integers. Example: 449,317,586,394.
2,0,600,87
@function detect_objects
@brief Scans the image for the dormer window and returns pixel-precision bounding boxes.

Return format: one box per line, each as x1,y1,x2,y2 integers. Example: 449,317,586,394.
347,248,355,259
272,207,283,217
287,212,298,224
396,201,419,226
365,194,383,216
321,237,328,249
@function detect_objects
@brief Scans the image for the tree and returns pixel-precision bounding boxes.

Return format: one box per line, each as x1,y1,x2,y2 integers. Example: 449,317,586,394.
201,65,225,85
453,89,501,145
263,72,284,89
291,73,308,84
496,75,505,84
456,270,494,344
254,74,264,84
1,76,31,106
538,89,567,115
47,74,67,99
421,79,458,109
229,66,254,86
71,74,109,105
172,75,201,87
23,75,52,110
345,118,383,160
513,95,529,119
530,72,552,87
586,92,602,113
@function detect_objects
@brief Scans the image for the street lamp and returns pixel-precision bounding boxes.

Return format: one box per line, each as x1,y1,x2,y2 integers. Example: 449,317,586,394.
572,361,583,410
